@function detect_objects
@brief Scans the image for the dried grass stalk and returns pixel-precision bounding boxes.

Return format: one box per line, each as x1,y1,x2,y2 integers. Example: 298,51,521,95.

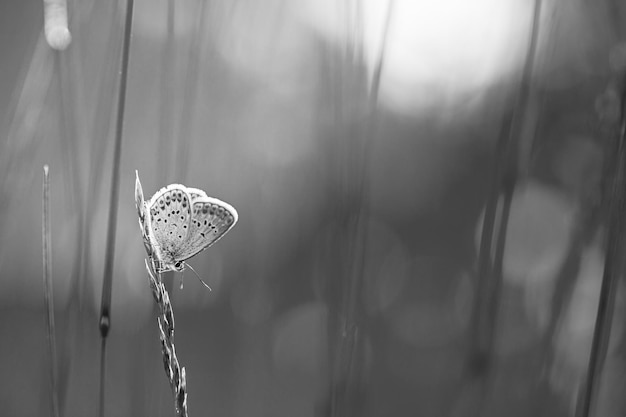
42,165,60,417
136,171,189,417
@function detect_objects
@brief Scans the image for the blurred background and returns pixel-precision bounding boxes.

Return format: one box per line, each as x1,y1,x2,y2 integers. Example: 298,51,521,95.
1,0,626,416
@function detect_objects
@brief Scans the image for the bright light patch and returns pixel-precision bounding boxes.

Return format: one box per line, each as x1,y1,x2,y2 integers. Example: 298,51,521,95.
302,0,533,113
43,0,71,50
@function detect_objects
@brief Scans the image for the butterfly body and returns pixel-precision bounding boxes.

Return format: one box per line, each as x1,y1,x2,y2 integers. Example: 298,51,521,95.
142,183,238,273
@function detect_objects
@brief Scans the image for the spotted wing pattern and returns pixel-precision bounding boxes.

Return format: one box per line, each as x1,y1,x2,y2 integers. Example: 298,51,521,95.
147,184,193,267
185,187,208,201
176,196,238,261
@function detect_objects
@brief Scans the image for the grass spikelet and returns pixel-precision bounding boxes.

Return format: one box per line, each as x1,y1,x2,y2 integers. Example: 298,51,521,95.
145,257,189,417
136,171,189,417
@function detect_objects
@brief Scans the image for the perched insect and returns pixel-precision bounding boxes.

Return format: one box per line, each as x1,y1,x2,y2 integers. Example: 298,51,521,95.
135,171,238,289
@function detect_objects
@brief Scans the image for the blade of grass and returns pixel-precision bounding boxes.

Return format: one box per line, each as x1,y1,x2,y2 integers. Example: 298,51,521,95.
98,1,134,416
42,164,59,417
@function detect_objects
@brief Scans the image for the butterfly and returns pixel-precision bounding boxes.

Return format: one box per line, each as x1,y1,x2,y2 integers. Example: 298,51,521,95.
135,171,238,285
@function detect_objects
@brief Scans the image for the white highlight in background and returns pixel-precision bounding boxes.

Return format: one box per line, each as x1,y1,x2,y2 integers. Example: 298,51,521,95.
301,0,533,114
43,0,71,50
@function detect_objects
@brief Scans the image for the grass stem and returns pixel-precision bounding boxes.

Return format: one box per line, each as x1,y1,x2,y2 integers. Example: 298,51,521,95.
136,172,189,416
42,164,60,417
98,1,134,416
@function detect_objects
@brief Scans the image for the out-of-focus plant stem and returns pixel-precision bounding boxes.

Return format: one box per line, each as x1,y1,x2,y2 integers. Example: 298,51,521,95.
576,74,626,417
530,207,601,415
81,0,123,306
466,0,542,414
327,2,393,417
98,1,134,416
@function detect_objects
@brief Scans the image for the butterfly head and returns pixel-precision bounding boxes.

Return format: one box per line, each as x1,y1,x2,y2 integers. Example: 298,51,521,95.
155,259,186,273
153,258,212,291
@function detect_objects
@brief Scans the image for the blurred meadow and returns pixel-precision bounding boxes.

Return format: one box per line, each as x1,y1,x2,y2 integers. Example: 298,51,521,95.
2,0,626,416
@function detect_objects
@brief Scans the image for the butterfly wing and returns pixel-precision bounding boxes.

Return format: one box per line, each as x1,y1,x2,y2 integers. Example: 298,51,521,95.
185,187,208,200
146,184,193,266
176,195,238,261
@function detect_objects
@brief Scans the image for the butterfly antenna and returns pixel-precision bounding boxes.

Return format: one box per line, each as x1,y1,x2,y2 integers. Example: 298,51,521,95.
184,263,212,291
